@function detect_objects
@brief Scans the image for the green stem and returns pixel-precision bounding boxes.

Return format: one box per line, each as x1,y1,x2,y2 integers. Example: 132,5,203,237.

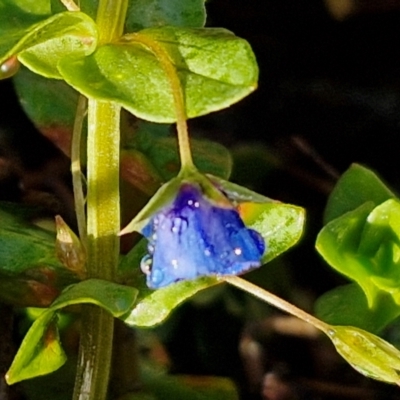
72,1,127,399
126,33,195,170
72,100,121,400
224,276,331,334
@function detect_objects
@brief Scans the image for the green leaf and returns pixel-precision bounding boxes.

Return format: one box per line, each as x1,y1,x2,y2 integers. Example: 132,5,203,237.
0,9,97,78
317,199,400,307
324,164,395,224
0,2,49,60
6,279,138,384
13,66,78,145
316,202,378,305
125,0,206,32
18,12,97,78
6,311,66,385
0,204,77,307
58,26,258,122
50,279,138,317
315,284,400,333
328,326,400,384
238,202,305,263
123,276,219,327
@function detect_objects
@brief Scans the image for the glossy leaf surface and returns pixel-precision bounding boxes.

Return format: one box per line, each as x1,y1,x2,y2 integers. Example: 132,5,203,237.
124,276,219,327
324,163,394,224
58,26,258,122
328,326,400,384
315,283,400,333
6,279,138,384
0,10,97,78
6,312,66,385
238,202,305,263
317,199,400,308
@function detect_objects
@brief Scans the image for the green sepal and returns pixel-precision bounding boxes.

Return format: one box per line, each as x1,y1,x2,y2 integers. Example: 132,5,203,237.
328,326,400,384
120,176,181,234
6,279,138,384
238,201,305,264
58,26,258,122
123,276,219,327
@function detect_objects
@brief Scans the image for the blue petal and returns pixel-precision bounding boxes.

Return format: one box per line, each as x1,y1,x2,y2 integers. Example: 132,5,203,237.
140,184,265,288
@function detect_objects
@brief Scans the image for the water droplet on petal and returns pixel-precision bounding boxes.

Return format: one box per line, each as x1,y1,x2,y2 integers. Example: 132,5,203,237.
171,259,178,269
194,201,200,208
140,254,152,275
204,248,212,257
188,199,194,206
150,269,164,286
234,247,242,256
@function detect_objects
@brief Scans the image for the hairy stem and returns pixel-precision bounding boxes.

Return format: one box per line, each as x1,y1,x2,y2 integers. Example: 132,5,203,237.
72,1,127,399
126,32,195,170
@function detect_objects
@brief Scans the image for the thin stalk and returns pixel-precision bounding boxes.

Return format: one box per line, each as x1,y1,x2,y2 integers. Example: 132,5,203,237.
72,0,127,399
71,95,87,246
126,33,195,170
224,276,331,334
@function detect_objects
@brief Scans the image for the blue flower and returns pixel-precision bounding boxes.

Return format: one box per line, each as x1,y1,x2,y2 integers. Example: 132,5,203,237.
140,183,265,288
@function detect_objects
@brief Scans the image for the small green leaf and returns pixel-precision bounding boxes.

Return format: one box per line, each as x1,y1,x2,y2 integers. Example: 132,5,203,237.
6,311,66,385
0,9,97,78
51,279,138,317
124,276,219,327
6,279,138,384
316,202,378,305
18,12,98,78
315,284,400,333
328,326,400,384
238,202,305,263
324,164,394,224
317,199,400,307
125,0,206,32
58,26,258,122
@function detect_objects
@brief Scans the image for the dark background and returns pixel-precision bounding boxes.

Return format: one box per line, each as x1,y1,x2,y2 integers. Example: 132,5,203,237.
2,1,400,399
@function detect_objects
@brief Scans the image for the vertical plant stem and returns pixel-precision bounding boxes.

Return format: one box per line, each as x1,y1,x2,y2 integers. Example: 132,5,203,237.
72,1,127,399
